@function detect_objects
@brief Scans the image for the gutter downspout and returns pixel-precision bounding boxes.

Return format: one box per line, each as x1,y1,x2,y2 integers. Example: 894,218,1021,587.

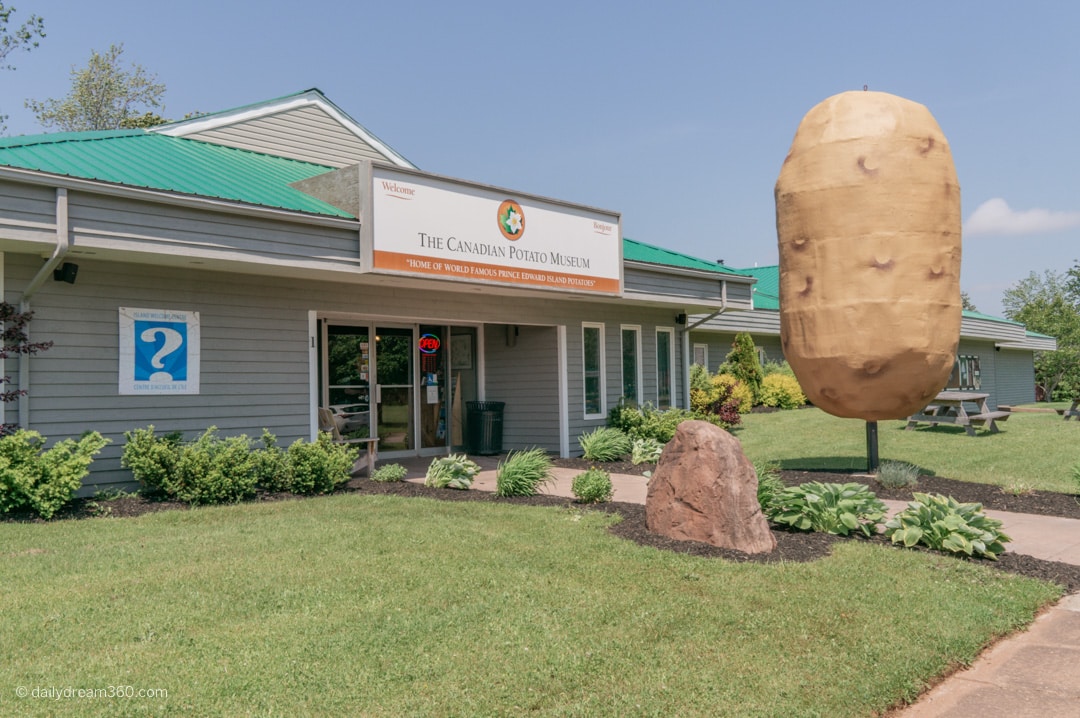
679,283,729,409
18,187,69,428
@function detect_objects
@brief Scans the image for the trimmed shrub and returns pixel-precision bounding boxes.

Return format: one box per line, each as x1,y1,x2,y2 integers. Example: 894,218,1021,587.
121,426,184,497
578,427,632,462
572,468,614,504
253,430,292,492
124,426,355,502
173,428,260,504
761,359,796,377
371,463,408,483
495,448,553,497
712,374,753,414
286,432,357,495
689,363,713,394
0,430,110,519
425,454,480,489
758,374,807,410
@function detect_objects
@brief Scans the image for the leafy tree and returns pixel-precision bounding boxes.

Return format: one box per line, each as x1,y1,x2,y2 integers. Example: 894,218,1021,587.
26,43,166,131
1002,270,1080,401
0,3,46,131
960,290,977,312
119,111,168,129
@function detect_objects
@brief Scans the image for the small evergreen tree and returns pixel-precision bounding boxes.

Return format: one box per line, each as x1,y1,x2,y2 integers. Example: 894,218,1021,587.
0,302,52,435
726,332,763,403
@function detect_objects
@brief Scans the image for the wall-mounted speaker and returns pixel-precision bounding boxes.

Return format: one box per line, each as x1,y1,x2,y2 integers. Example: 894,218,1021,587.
53,262,78,284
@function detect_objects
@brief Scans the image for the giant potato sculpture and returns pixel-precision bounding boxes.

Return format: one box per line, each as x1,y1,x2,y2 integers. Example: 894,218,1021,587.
775,90,961,420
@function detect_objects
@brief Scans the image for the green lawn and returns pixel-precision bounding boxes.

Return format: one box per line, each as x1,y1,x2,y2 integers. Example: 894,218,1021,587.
1,494,1061,716
735,408,1080,493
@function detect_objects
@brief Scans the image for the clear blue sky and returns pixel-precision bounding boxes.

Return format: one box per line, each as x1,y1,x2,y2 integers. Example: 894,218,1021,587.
4,0,1078,317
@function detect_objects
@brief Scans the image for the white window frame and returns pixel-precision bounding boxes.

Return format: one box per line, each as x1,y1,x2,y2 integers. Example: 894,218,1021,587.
620,324,642,406
582,322,607,419
693,343,708,370
656,327,675,409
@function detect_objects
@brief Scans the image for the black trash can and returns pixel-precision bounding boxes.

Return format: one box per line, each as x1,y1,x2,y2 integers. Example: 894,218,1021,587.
466,401,505,455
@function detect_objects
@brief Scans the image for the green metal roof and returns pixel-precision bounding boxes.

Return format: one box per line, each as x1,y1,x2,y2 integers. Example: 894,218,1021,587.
735,264,1027,326
738,265,780,310
0,130,353,218
623,237,751,276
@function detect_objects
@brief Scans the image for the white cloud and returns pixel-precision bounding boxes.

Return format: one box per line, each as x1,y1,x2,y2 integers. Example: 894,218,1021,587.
964,198,1080,237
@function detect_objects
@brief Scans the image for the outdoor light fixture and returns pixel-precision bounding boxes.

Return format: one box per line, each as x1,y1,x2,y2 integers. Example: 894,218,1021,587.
676,313,687,325
53,262,78,284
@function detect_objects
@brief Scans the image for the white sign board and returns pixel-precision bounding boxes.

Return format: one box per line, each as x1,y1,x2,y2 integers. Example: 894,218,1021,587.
119,307,200,395
370,166,622,294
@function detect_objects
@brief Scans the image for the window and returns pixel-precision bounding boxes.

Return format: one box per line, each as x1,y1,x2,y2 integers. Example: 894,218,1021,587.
947,355,981,391
693,343,708,369
621,326,642,405
583,323,606,417
656,328,675,409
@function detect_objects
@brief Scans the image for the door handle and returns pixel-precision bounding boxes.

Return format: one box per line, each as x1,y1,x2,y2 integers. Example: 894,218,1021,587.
375,384,382,403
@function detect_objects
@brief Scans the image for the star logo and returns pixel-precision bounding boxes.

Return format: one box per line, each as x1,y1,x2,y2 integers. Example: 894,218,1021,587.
497,200,525,241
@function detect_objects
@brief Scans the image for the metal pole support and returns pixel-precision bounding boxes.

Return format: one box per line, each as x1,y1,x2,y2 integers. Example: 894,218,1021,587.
866,421,880,472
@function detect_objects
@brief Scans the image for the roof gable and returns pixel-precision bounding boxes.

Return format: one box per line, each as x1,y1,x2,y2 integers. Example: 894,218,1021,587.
152,88,415,169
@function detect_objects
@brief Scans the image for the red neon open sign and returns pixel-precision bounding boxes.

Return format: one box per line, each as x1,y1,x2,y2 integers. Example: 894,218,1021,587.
418,334,441,354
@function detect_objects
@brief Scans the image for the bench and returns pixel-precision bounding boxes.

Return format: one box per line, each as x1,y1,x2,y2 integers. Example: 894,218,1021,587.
967,410,1011,433
317,407,380,476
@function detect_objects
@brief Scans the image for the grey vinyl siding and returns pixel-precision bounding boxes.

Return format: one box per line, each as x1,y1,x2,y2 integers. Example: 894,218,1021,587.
68,191,361,265
950,339,1000,408
483,324,560,453
6,251,696,487
625,266,723,299
181,106,392,168
694,308,781,335
0,179,58,245
689,331,784,372
993,348,1037,407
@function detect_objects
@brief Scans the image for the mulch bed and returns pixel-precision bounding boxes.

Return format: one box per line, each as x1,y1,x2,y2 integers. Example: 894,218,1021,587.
6,461,1080,592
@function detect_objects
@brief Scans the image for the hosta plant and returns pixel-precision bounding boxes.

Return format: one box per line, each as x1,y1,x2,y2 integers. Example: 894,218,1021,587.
884,492,1011,560
495,448,553,497
578,427,631,462
424,454,480,490
768,481,886,537
571,468,614,504
631,437,664,465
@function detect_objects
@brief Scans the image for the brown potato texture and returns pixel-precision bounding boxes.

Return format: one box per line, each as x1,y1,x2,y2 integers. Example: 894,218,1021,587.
775,90,961,420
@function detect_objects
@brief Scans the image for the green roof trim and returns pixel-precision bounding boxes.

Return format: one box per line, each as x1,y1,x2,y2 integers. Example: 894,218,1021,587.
623,237,751,276
0,130,353,218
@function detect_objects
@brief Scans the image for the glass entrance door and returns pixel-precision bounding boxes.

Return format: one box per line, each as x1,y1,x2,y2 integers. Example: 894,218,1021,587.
375,327,414,452
324,326,372,440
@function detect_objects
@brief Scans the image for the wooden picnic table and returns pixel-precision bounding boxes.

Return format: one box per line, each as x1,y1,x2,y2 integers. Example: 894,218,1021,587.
905,391,1011,436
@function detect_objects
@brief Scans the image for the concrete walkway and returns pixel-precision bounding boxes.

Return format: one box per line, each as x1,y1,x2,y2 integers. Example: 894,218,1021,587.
414,464,1080,716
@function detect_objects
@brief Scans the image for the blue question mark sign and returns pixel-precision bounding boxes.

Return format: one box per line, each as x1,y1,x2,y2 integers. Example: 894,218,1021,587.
134,321,188,382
